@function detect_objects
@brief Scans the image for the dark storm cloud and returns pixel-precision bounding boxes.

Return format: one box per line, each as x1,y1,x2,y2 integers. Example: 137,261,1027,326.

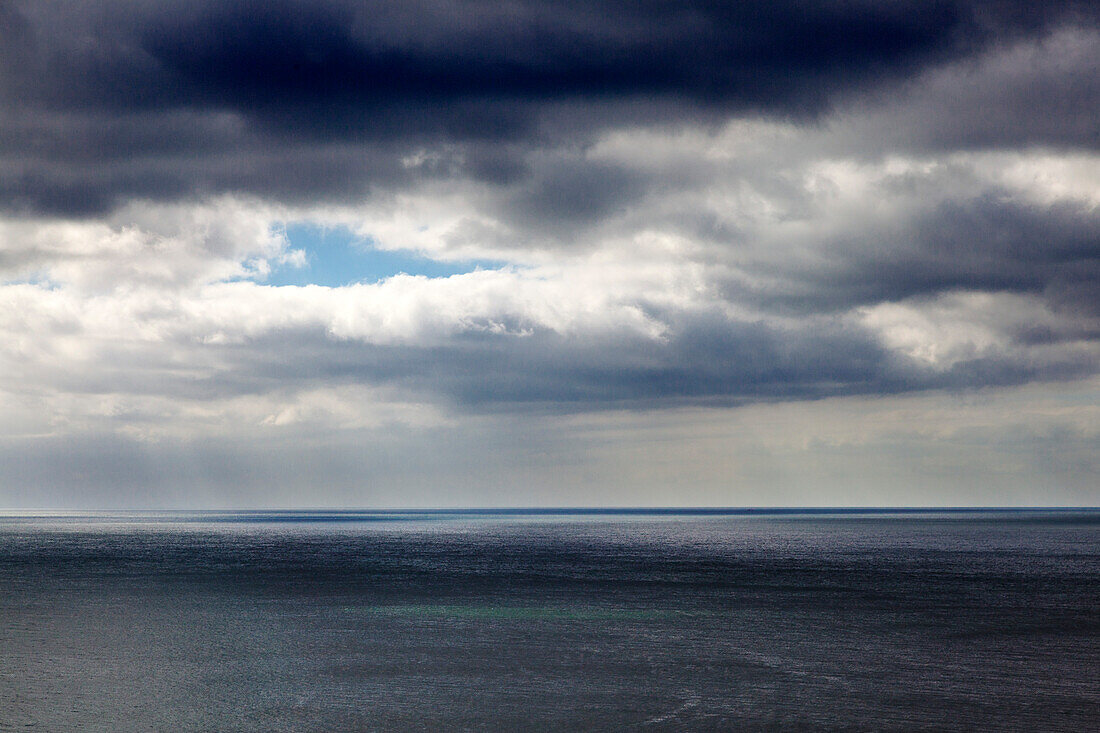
169,307,1088,413
838,24,1100,155
743,196,1100,316
2,0,1098,214
504,159,648,234
196,320,891,409
9,0,975,113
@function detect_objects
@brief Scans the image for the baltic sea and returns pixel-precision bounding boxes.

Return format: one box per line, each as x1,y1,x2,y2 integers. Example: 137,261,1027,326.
1,510,1098,731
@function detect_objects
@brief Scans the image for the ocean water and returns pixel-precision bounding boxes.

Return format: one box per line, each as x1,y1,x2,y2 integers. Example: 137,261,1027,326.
1,510,1098,731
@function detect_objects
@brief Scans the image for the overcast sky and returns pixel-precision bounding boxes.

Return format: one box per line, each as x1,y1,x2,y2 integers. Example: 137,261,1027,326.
1,0,1098,508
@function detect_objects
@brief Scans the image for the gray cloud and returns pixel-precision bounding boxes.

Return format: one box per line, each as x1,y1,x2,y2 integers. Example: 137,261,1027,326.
2,0,1097,215
744,196,1100,316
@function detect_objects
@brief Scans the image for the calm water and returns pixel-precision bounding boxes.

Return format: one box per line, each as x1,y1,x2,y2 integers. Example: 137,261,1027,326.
1,510,1098,731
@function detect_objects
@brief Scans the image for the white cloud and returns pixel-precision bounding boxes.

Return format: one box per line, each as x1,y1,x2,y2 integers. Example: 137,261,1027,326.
0,197,285,291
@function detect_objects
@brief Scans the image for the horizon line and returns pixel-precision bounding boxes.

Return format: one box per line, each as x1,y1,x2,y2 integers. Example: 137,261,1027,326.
2,506,1098,516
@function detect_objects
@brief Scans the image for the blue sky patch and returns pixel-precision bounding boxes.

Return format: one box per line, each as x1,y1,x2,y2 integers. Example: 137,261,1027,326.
264,222,503,287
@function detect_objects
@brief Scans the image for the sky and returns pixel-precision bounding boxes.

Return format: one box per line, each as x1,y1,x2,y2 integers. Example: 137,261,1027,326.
0,0,1098,508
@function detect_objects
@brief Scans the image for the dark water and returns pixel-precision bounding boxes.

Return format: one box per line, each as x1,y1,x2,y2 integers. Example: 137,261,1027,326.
1,510,1098,731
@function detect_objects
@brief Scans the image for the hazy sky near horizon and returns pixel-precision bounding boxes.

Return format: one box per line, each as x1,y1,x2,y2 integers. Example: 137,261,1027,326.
1,0,1098,507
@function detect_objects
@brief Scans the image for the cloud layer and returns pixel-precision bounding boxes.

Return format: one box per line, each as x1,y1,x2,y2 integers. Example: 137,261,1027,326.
0,0,1097,505
3,0,1097,214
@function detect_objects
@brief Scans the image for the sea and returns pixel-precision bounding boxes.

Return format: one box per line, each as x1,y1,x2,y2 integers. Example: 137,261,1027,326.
1,509,1098,731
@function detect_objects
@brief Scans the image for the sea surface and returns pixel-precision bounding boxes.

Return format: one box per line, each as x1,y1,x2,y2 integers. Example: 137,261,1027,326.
1,509,1098,731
